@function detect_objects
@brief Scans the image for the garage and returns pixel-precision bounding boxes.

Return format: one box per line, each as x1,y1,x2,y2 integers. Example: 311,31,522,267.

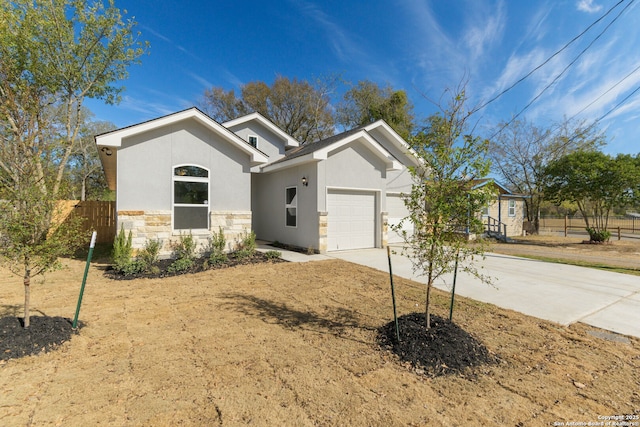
387,193,412,244
327,189,377,251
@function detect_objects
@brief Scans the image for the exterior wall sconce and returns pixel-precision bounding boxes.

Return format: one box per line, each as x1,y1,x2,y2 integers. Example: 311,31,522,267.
302,176,308,187
101,147,113,156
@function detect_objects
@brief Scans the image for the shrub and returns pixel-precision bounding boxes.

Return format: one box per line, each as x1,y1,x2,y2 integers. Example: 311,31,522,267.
208,227,227,265
238,230,257,253
265,250,281,260
167,257,194,273
234,230,257,260
172,232,197,260
168,232,197,273
112,225,134,272
138,239,161,272
120,259,145,276
586,227,611,243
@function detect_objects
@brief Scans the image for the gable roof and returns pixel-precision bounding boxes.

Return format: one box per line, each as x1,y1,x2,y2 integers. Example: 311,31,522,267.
471,179,528,198
260,125,404,173
95,107,269,190
363,120,420,165
223,112,299,149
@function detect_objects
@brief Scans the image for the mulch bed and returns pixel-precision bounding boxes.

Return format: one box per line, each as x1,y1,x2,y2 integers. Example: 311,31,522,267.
1,316,78,362
378,313,500,378
105,251,287,280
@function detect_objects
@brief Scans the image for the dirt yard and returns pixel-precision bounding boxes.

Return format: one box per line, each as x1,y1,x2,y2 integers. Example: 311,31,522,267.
491,235,640,271
1,241,639,426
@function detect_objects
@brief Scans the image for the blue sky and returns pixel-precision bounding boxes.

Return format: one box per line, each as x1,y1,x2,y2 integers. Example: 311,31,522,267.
85,0,640,155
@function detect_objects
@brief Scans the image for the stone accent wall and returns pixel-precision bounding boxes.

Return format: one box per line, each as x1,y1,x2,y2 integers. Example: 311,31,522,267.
117,210,172,253
210,211,253,252
117,210,253,257
318,211,328,254
381,211,388,248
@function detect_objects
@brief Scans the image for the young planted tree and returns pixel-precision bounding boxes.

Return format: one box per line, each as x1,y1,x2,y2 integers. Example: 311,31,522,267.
0,0,146,327
395,88,494,329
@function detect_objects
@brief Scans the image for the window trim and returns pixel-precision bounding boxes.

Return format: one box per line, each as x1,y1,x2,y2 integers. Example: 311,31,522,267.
248,134,259,148
285,186,297,228
172,164,210,231
508,199,516,217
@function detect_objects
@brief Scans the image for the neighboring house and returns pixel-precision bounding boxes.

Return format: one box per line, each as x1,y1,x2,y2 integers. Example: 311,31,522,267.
96,107,420,256
473,179,527,238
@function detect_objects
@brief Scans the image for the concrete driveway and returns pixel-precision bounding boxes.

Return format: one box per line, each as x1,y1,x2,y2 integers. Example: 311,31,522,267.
326,247,640,339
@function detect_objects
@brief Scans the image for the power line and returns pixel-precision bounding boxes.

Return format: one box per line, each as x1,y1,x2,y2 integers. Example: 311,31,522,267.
593,83,640,123
488,0,636,141
474,0,628,114
568,62,640,121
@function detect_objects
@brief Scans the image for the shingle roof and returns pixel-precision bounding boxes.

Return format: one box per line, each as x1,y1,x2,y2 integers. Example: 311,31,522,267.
267,126,365,166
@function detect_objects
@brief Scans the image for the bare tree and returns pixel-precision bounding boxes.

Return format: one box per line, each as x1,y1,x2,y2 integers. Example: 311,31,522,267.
488,118,604,234
199,76,336,144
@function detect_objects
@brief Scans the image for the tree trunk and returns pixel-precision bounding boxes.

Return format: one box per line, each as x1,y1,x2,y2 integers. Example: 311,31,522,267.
425,282,432,329
81,177,86,201
23,263,31,328
425,261,434,329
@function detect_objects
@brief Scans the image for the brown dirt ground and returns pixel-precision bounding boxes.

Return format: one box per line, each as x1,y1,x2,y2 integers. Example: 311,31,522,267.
1,241,639,426
491,235,640,272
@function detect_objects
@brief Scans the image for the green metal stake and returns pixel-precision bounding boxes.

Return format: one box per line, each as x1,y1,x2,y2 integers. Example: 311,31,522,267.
73,231,97,329
387,246,400,343
449,250,460,322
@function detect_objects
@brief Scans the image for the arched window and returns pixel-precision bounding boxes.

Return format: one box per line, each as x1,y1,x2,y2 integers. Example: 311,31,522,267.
173,165,209,230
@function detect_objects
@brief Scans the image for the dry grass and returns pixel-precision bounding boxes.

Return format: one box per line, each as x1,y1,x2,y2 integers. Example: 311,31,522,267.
0,245,639,426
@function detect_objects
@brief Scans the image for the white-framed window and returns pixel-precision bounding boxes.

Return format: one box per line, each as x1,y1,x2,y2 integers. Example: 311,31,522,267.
508,199,516,217
248,135,258,148
285,186,297,227
481,205,489,217
173,165,209,230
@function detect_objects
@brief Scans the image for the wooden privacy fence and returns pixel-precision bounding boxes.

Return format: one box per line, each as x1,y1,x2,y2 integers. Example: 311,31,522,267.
57,200,116,244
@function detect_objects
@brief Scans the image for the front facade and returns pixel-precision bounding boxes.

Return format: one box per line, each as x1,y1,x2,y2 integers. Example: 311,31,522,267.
96,109,268,254
96,108,419,256
476,180,527,238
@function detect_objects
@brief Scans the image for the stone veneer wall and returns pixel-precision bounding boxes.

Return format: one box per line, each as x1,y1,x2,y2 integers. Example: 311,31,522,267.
209,211,253,252
381,211,388,248
318,211,328,253
117,210,252,257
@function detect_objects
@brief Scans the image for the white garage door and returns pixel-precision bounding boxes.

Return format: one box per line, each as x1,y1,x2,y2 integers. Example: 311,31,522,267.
327,190,376,251
387,193,412,244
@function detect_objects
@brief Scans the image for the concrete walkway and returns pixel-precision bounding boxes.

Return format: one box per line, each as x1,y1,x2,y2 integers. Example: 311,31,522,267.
259,243,640,339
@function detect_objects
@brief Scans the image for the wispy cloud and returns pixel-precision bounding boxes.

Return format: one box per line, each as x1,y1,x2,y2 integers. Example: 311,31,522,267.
397,0,466,95
141,25,201,62
119,95,177,118
288,0,364,63
188,72,213,90
462,1,506,63
220,69,244,89
482,47,547,100
576,0,603,13
287,0,394,84
523,3,553,44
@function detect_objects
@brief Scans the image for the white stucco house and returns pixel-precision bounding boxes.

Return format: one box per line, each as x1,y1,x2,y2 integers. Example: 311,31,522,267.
96,107,420,256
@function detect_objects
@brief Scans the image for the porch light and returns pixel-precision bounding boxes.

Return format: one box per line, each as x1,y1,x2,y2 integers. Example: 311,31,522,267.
302,176,308,186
